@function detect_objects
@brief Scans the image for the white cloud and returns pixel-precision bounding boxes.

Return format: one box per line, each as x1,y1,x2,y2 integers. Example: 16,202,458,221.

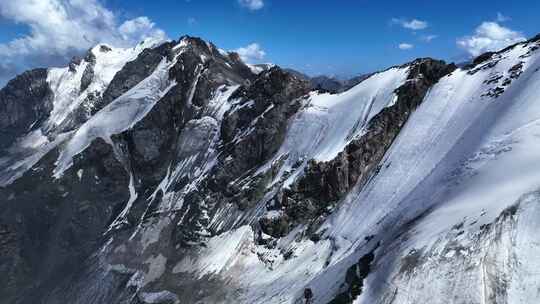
119,17,166,42
235,43,266,62
496,12,511,22
238,0,264,11
392,18,428,30
457,22,526,57
398,43,414,50
0,0,166,85
421,35,438,42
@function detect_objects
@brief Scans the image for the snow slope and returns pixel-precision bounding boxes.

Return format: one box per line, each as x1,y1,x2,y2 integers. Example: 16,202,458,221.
46,39,162,130
258,66,409,187
54,57,177,177
315,38,540,304
0,39,161,186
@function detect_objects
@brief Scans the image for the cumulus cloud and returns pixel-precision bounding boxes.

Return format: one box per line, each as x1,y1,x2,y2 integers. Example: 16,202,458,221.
457,22,526,57
0,0,166,86
118,16,166,42
392,18,428,30
398,43,414,50
238,0,264,11
235,43,266,62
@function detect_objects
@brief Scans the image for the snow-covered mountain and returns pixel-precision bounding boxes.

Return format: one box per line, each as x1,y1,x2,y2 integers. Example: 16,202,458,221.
1,34,540,304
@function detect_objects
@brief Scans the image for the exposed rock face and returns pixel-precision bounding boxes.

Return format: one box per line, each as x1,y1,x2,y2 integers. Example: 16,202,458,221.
163,66,311,249
0,69,52,150
328,243,378,304
0,137,130,303
80,61,95,93
218,67,310,185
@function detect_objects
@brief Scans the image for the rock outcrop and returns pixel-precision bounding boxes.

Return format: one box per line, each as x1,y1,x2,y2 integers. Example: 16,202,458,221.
0,69,52,150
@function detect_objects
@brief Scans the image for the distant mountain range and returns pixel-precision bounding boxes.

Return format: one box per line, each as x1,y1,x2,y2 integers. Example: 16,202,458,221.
281,68,371,93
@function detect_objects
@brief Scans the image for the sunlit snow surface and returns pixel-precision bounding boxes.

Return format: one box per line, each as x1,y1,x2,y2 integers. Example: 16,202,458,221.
306,67,408,162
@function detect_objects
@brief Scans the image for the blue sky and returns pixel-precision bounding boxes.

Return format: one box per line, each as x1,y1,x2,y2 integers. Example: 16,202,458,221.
1,0,539,86
110,0,540,75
